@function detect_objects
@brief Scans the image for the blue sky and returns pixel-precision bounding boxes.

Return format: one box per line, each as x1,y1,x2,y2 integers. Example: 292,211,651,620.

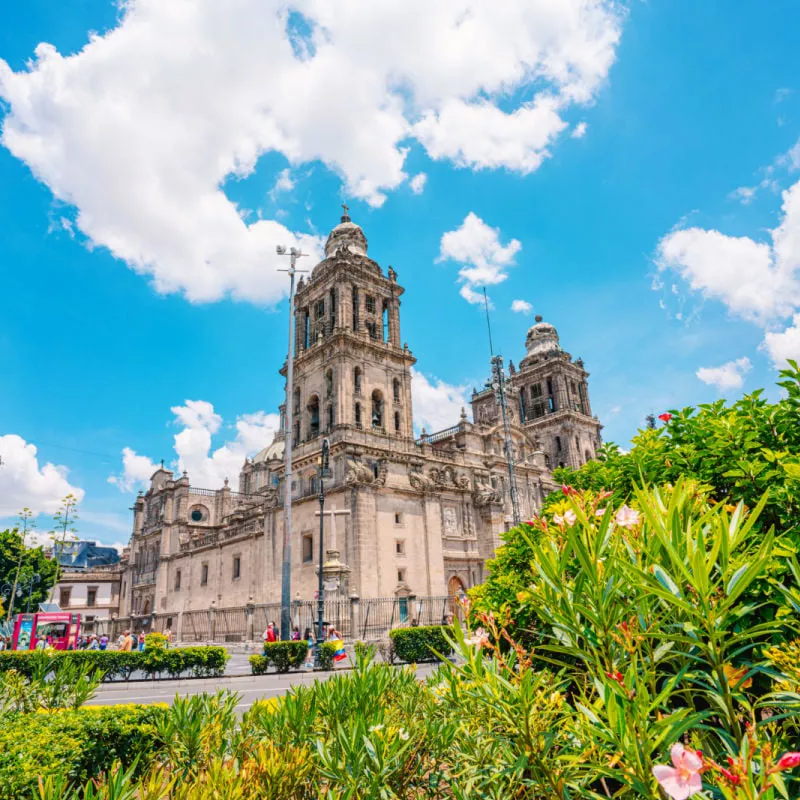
1,1,799,546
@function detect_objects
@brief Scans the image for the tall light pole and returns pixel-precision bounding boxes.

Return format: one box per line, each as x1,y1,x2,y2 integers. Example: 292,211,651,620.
492,355,521,527
316,437,330,665
277,245,307,641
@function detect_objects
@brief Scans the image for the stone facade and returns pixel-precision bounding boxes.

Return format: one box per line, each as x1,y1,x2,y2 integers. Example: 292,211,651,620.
119,209,602,620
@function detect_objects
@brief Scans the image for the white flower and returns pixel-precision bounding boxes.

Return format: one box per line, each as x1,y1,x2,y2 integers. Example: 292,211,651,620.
369,724,385,733
398,728,410,741
564,509,577,526
615,505,641,529
553,513,565,526
595,507,607,517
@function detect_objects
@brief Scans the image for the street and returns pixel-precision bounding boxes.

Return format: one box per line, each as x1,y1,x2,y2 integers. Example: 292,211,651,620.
90,657,438,713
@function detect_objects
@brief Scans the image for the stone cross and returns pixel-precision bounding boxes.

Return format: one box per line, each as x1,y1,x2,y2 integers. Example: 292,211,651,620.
313,507,351,552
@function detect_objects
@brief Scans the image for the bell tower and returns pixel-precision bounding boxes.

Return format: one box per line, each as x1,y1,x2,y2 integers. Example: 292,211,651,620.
284,207,416,449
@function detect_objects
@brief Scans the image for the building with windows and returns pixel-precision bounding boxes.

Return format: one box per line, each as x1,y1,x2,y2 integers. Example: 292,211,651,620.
119,209,602,622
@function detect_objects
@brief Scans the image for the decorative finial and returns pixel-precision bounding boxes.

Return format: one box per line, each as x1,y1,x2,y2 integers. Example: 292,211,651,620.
341,202,350,222
160,459,165,468
535,314,543,323
224,477,229,487
182,470,188,477
460,406,467,420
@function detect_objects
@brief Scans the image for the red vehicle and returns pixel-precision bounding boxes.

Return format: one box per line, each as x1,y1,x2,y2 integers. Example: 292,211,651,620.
11,612,81,651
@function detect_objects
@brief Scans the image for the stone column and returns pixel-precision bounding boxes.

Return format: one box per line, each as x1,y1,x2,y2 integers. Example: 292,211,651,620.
388,298,401,348
208,600,216,644
177,610,184,643
349,594,360,642
245,598,255,643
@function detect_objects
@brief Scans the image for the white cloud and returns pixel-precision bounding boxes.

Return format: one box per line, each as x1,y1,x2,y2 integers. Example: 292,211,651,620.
696,357,752,391
0,434,84,516
438,212,521,304
656,179,800,325
571,121,588,139
0,1,622,304
409,173,427,194
730,186,757,205
270,168,295,198
410,368,470,434
109,401,280,492
763,313,800,368
511,299,533,314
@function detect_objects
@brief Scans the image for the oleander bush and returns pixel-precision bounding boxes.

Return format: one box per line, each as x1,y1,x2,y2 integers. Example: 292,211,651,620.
262,640,309,672
0,704,166,800
390,625,453,663
0,645,228,680
316,641,337,671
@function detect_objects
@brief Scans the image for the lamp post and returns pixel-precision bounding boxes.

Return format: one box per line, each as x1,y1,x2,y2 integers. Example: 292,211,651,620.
276,245,308,641
491,354,521,526
5,573,41,614
316,438,331,666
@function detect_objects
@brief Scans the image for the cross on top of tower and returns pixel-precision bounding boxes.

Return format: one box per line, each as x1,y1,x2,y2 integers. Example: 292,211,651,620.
341,202,350,222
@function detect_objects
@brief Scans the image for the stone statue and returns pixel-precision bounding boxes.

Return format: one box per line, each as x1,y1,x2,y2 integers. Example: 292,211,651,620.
408,469,435,492
473,477,501,507
345,459,377,485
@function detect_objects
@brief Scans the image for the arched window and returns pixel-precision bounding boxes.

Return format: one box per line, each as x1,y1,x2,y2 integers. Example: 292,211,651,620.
382,301,389,342
371,390,384,429
575,436,580,451
307,395,320,438
327,404,334,431
392,378,400,403
325,369,333,398
394,411,401,433
585,449,592,463
354,367,362,395
352,287,359,331
355,402,362,428
293,387,301,414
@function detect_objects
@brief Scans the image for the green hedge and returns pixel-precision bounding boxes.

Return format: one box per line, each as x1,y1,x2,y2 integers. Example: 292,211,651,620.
317,642,337,671
0,647,229,681
250,641,309,674
389,626,453,663
0,704,166,799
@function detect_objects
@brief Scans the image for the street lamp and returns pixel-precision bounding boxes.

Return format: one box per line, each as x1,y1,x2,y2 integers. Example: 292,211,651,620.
315,438,331,666
277,244,308,641
20,574,41,613
3,573,40,615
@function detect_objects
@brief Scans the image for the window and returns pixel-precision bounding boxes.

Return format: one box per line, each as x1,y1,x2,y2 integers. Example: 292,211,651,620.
575,436,580,451
325,369,333,397
366,295,376,314
354,367,362,394
352,287,359,331
355,402,362,428
395,539,405,554
366,320,378,339
532,402,546,419
232,556,241,580
308,395,320,438
293,387,301,414
59,588,71,608
326,404,334,431
547,378,554,395
302,534,313,563
397,568,407,583
394,411,400,433
122,581,126,598
555,436,563,452
371,390,383,428
530,383,543,399
393,378,400,402
190,506,206,523
174,570,181,592
394,512,403,526
201,564,209,586
86,588,97,607
315,299,325,320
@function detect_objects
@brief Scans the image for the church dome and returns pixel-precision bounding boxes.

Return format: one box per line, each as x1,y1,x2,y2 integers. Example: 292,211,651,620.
324,205,368,258
524,315,561,358
252,439,285,464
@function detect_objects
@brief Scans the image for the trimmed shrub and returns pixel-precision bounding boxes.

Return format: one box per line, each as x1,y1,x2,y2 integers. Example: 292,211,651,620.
249,654,270,675
262,641,309,673
390,625,453,663
0,704,166,799
144,631,168,649
316,641,337,671
0,646,229,681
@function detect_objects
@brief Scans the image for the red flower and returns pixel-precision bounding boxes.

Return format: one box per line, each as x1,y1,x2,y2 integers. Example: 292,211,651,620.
719,767,741,785
605,670,624,684
658,413,673,423
561,484,576,496
777,753,800,771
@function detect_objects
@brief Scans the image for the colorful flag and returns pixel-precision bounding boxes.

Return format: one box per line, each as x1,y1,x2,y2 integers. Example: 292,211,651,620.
331,638,347,661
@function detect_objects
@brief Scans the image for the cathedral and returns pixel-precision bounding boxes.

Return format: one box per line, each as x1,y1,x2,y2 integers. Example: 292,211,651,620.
119,209,602,620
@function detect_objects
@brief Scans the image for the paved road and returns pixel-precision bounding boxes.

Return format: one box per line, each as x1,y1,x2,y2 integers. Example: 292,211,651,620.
91,661,438,713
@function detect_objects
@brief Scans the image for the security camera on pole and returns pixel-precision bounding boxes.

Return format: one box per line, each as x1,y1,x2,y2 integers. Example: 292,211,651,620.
276,245,307,641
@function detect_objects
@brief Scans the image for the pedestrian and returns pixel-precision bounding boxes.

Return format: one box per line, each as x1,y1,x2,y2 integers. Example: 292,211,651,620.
117,632,125,649
291,626,300,641
119,630,133,652
138,632,146,651
88,635,99,650
99,634,108,651
303,627,315,670
263,622,276,643
164,628,172,647
410,618,419,628
327,626,347,663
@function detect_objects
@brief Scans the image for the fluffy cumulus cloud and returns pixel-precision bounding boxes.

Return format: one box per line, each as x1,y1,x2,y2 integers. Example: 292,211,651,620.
696,357,752,391
0,434,84,516
109,401,280,492
511,299,533,314
571,121,588,139
0,0,622,304
657,178,800,365
410,368,470,433
438,212,522,304
763,313,800,368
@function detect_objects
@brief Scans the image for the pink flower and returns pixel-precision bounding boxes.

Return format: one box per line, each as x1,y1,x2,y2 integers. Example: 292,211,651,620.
653,743,703,800
564,509,577,526
553,513,565,526
615,505,641,529
658,413,673,423
596,507,607,517
777,752,800,771
561,484,576,496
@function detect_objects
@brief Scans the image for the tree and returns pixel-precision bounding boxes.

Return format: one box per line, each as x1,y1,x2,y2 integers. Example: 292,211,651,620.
471,361,800,639
0,525,58,617
47,494,80,604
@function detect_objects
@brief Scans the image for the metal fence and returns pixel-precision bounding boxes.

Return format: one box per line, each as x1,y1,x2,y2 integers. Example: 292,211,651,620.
182,609,210,641
215,606,248,642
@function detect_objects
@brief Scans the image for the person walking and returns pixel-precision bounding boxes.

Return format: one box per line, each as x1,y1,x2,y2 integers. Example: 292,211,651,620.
138,632,146,651
99,634,108,651
263,622,276,643
291,626,300,641
87,635,100,650
119,630,133,652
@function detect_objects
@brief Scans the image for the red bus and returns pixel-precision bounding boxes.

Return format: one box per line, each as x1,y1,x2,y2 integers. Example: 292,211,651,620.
11,612,81,651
